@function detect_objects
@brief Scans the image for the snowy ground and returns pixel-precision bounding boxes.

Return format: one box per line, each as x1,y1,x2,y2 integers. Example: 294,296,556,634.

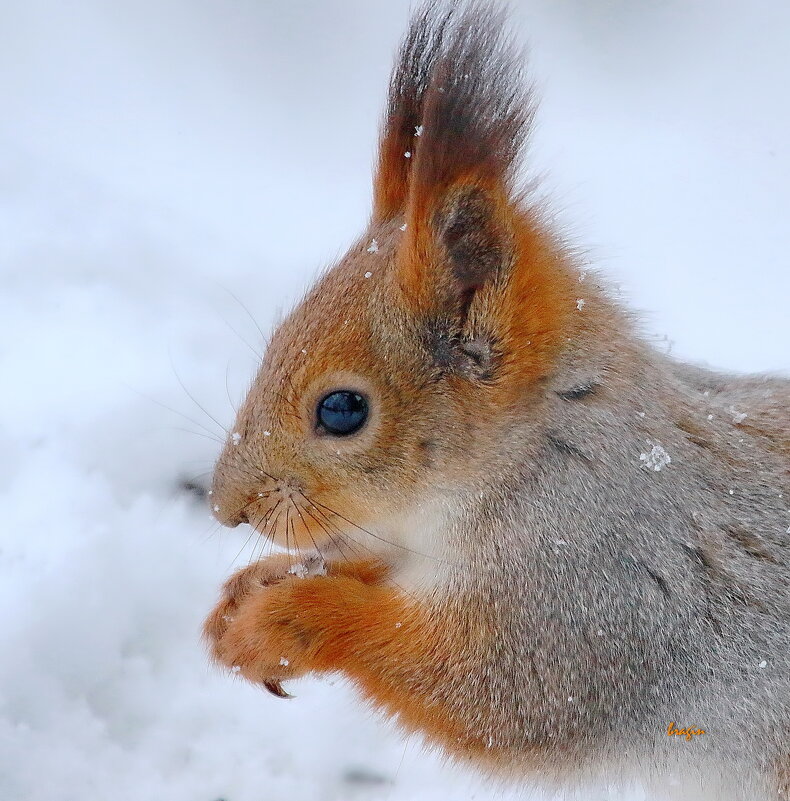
1,1,788,800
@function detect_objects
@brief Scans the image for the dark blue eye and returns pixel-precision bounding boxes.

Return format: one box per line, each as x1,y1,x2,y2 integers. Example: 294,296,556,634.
317,391,368,436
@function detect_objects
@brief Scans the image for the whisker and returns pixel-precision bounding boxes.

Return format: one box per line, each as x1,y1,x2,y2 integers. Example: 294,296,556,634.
172,427,225,445
292,501,328,562
298,498,420,602
285,505,292,558
230,506,270,568
225,362,239,415
169,354,229,436
297,500,361,564
222,287,268,352
127,386,225,442
302,494,443,562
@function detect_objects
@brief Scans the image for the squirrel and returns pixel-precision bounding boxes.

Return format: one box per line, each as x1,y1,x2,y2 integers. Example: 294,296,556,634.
203,2,790,798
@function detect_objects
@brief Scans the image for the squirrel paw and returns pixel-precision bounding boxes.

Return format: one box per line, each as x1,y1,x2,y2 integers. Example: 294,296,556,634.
204,554,388,694
203,554,327,694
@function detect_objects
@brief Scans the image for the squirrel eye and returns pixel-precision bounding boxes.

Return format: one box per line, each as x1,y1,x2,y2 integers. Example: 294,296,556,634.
317,391,368,436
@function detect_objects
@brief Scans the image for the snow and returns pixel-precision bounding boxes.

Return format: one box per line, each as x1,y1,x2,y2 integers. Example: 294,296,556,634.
576,298,586,310
366,238,379,253
231,431,242,445
640,442,672,472
2,1,788,800
287,563,310,579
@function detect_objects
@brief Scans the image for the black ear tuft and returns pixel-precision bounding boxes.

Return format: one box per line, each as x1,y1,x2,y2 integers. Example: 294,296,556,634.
373,1,453,222
375,2,532,223
410,2,533,209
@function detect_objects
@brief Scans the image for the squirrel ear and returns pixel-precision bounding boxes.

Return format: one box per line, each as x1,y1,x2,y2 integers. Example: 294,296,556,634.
392,4,529,318
387,4,572,387
405,182,513,330
372,5,452,223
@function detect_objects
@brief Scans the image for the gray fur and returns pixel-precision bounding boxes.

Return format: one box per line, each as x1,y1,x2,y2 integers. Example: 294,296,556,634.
425,286,789,796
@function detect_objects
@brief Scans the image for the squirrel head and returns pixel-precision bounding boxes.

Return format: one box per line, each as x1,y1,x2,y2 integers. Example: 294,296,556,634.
212,3,576,556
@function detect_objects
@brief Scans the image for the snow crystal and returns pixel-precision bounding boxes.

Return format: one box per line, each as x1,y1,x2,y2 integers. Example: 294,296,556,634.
404,151,411,158
394,621,402,629
728,406,748,424
287,563,310,579
596,629,604,636
640,441,671,471
279,657,290,667
263,430,271,437
301,348,307,354
576,298,585,311
399,223,407,231
707,414,714,420
230,665,242,674
366,238,379,253
213,504,220,513
364,271,373,279
414,125,423,136
231,431,242,446
578,270,587,282
758,660,768,669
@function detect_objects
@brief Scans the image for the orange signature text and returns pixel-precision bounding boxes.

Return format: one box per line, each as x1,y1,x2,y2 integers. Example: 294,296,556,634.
667,721,706,741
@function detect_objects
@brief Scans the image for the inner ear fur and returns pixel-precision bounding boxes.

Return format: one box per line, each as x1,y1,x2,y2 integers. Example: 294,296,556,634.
434,184,513,322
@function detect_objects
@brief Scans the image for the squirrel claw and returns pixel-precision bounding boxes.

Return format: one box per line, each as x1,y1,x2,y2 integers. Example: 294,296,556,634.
263,679,293,699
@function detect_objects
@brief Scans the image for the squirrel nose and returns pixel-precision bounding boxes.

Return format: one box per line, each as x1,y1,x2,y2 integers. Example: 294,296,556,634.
209,494,250,528
224,509,249,527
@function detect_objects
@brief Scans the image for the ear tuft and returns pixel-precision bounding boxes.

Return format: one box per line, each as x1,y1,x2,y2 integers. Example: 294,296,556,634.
373,2,532,224
372,2,452,222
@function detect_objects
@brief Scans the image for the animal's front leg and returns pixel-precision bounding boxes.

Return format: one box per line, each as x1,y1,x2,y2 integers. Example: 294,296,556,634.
204,556,479,752
204,557,395,688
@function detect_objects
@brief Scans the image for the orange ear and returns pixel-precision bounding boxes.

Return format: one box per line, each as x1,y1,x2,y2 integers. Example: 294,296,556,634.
385,3,573,389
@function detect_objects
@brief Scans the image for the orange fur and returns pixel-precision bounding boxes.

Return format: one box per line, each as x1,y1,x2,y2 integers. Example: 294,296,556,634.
205,559,498,756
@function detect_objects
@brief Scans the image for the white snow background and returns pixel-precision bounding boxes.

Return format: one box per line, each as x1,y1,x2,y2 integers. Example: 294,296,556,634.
1,1,788,799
